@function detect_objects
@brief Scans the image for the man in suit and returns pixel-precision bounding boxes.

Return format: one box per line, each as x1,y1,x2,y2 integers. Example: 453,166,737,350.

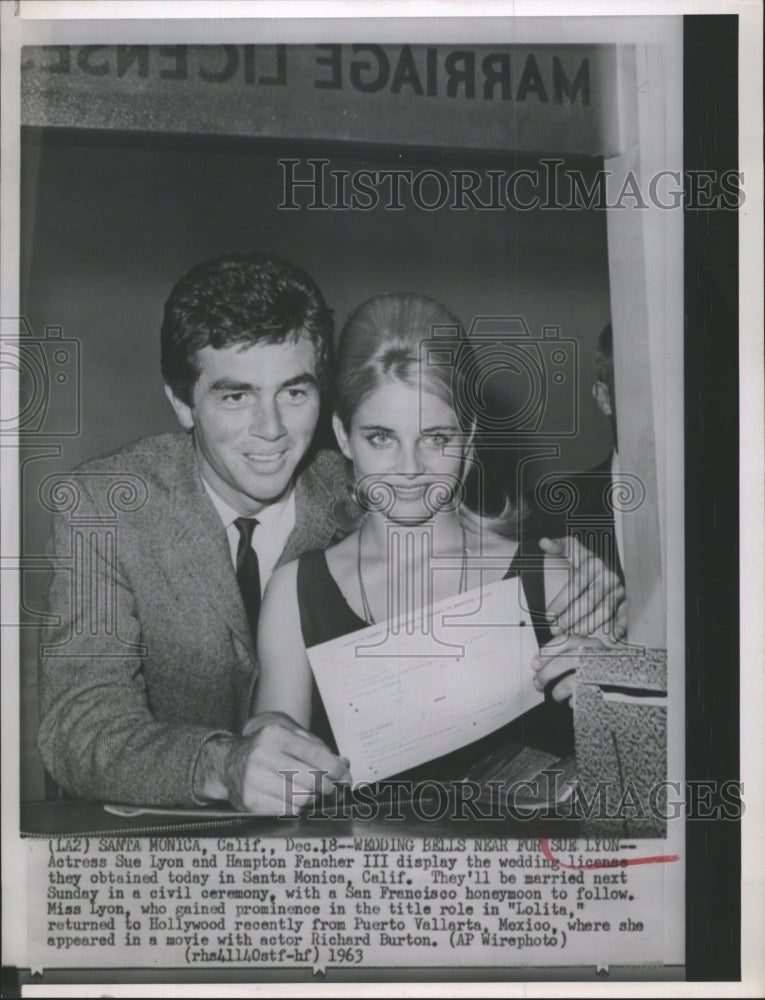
38,253,624,813
38,252,352,814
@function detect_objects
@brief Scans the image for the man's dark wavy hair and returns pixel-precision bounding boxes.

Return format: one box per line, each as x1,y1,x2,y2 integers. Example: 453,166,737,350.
161,251,334,405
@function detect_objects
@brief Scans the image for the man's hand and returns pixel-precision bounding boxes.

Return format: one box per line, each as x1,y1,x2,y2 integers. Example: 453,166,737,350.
532,636,607,706
194,713,351,815
539,536,626,641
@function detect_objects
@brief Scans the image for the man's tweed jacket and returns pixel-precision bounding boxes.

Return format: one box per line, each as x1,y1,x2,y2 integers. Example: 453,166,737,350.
37,432,348,806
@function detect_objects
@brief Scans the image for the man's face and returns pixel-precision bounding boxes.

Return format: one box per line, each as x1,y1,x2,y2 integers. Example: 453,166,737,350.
167,336,321,515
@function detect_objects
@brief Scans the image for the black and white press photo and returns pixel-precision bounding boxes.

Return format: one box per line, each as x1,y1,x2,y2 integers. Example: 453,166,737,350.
0,1,758,994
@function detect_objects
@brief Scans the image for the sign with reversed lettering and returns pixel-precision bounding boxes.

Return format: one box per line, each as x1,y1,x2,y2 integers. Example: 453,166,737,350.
21,44,623,155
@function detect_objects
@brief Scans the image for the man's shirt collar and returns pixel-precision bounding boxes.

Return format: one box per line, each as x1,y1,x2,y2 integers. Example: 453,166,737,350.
201,477,294,530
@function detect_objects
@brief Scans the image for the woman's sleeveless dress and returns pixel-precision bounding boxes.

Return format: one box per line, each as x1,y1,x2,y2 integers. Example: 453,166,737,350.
295,537,573,779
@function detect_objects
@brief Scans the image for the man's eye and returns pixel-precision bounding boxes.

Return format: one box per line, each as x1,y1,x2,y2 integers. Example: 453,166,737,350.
222,392,248,407
281,387,310,404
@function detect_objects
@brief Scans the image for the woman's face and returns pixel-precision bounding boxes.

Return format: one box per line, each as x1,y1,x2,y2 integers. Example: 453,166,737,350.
333,379,468,522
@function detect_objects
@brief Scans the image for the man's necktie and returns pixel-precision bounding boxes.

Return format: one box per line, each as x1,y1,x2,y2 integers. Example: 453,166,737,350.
233,517,261,644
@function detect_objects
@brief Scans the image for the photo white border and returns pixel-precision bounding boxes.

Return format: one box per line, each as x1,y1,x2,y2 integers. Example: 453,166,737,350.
1,1,762,997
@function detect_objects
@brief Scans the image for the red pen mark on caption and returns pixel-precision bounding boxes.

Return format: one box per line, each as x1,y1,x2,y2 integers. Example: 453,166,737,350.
539,822,679,869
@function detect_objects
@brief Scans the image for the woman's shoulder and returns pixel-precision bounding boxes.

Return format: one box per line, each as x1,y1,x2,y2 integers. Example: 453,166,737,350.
273,546,339,596
324,528,358,559
272,540,341,578
262,560,298,606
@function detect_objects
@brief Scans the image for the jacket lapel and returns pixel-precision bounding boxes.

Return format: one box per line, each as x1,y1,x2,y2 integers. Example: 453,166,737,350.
278,461,340,567
165,437,254,655
160,439,344,654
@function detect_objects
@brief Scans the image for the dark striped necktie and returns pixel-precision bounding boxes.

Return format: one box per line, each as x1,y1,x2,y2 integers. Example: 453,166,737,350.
233,517,261,644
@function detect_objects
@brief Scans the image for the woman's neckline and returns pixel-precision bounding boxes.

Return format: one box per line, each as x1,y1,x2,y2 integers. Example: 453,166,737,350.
322,526,521,628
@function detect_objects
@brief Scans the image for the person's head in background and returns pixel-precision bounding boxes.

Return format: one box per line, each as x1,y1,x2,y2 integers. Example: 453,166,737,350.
160,251,334,515
592,322,617,452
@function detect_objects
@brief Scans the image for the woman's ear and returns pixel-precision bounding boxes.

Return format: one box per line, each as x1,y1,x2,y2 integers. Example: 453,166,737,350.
332,413,353,461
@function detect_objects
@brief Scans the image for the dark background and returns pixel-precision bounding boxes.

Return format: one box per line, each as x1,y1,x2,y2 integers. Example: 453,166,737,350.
19,134,612,474
18,133,613,800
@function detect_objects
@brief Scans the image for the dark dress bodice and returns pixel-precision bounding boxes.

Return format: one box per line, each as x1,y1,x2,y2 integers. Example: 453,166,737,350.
295,534,573,775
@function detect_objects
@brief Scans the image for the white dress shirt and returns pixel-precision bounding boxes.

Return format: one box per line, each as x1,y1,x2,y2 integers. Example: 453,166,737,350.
202,479,296,595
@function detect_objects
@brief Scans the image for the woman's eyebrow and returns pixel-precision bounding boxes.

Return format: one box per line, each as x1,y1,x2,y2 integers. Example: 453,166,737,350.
357,423,459,433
